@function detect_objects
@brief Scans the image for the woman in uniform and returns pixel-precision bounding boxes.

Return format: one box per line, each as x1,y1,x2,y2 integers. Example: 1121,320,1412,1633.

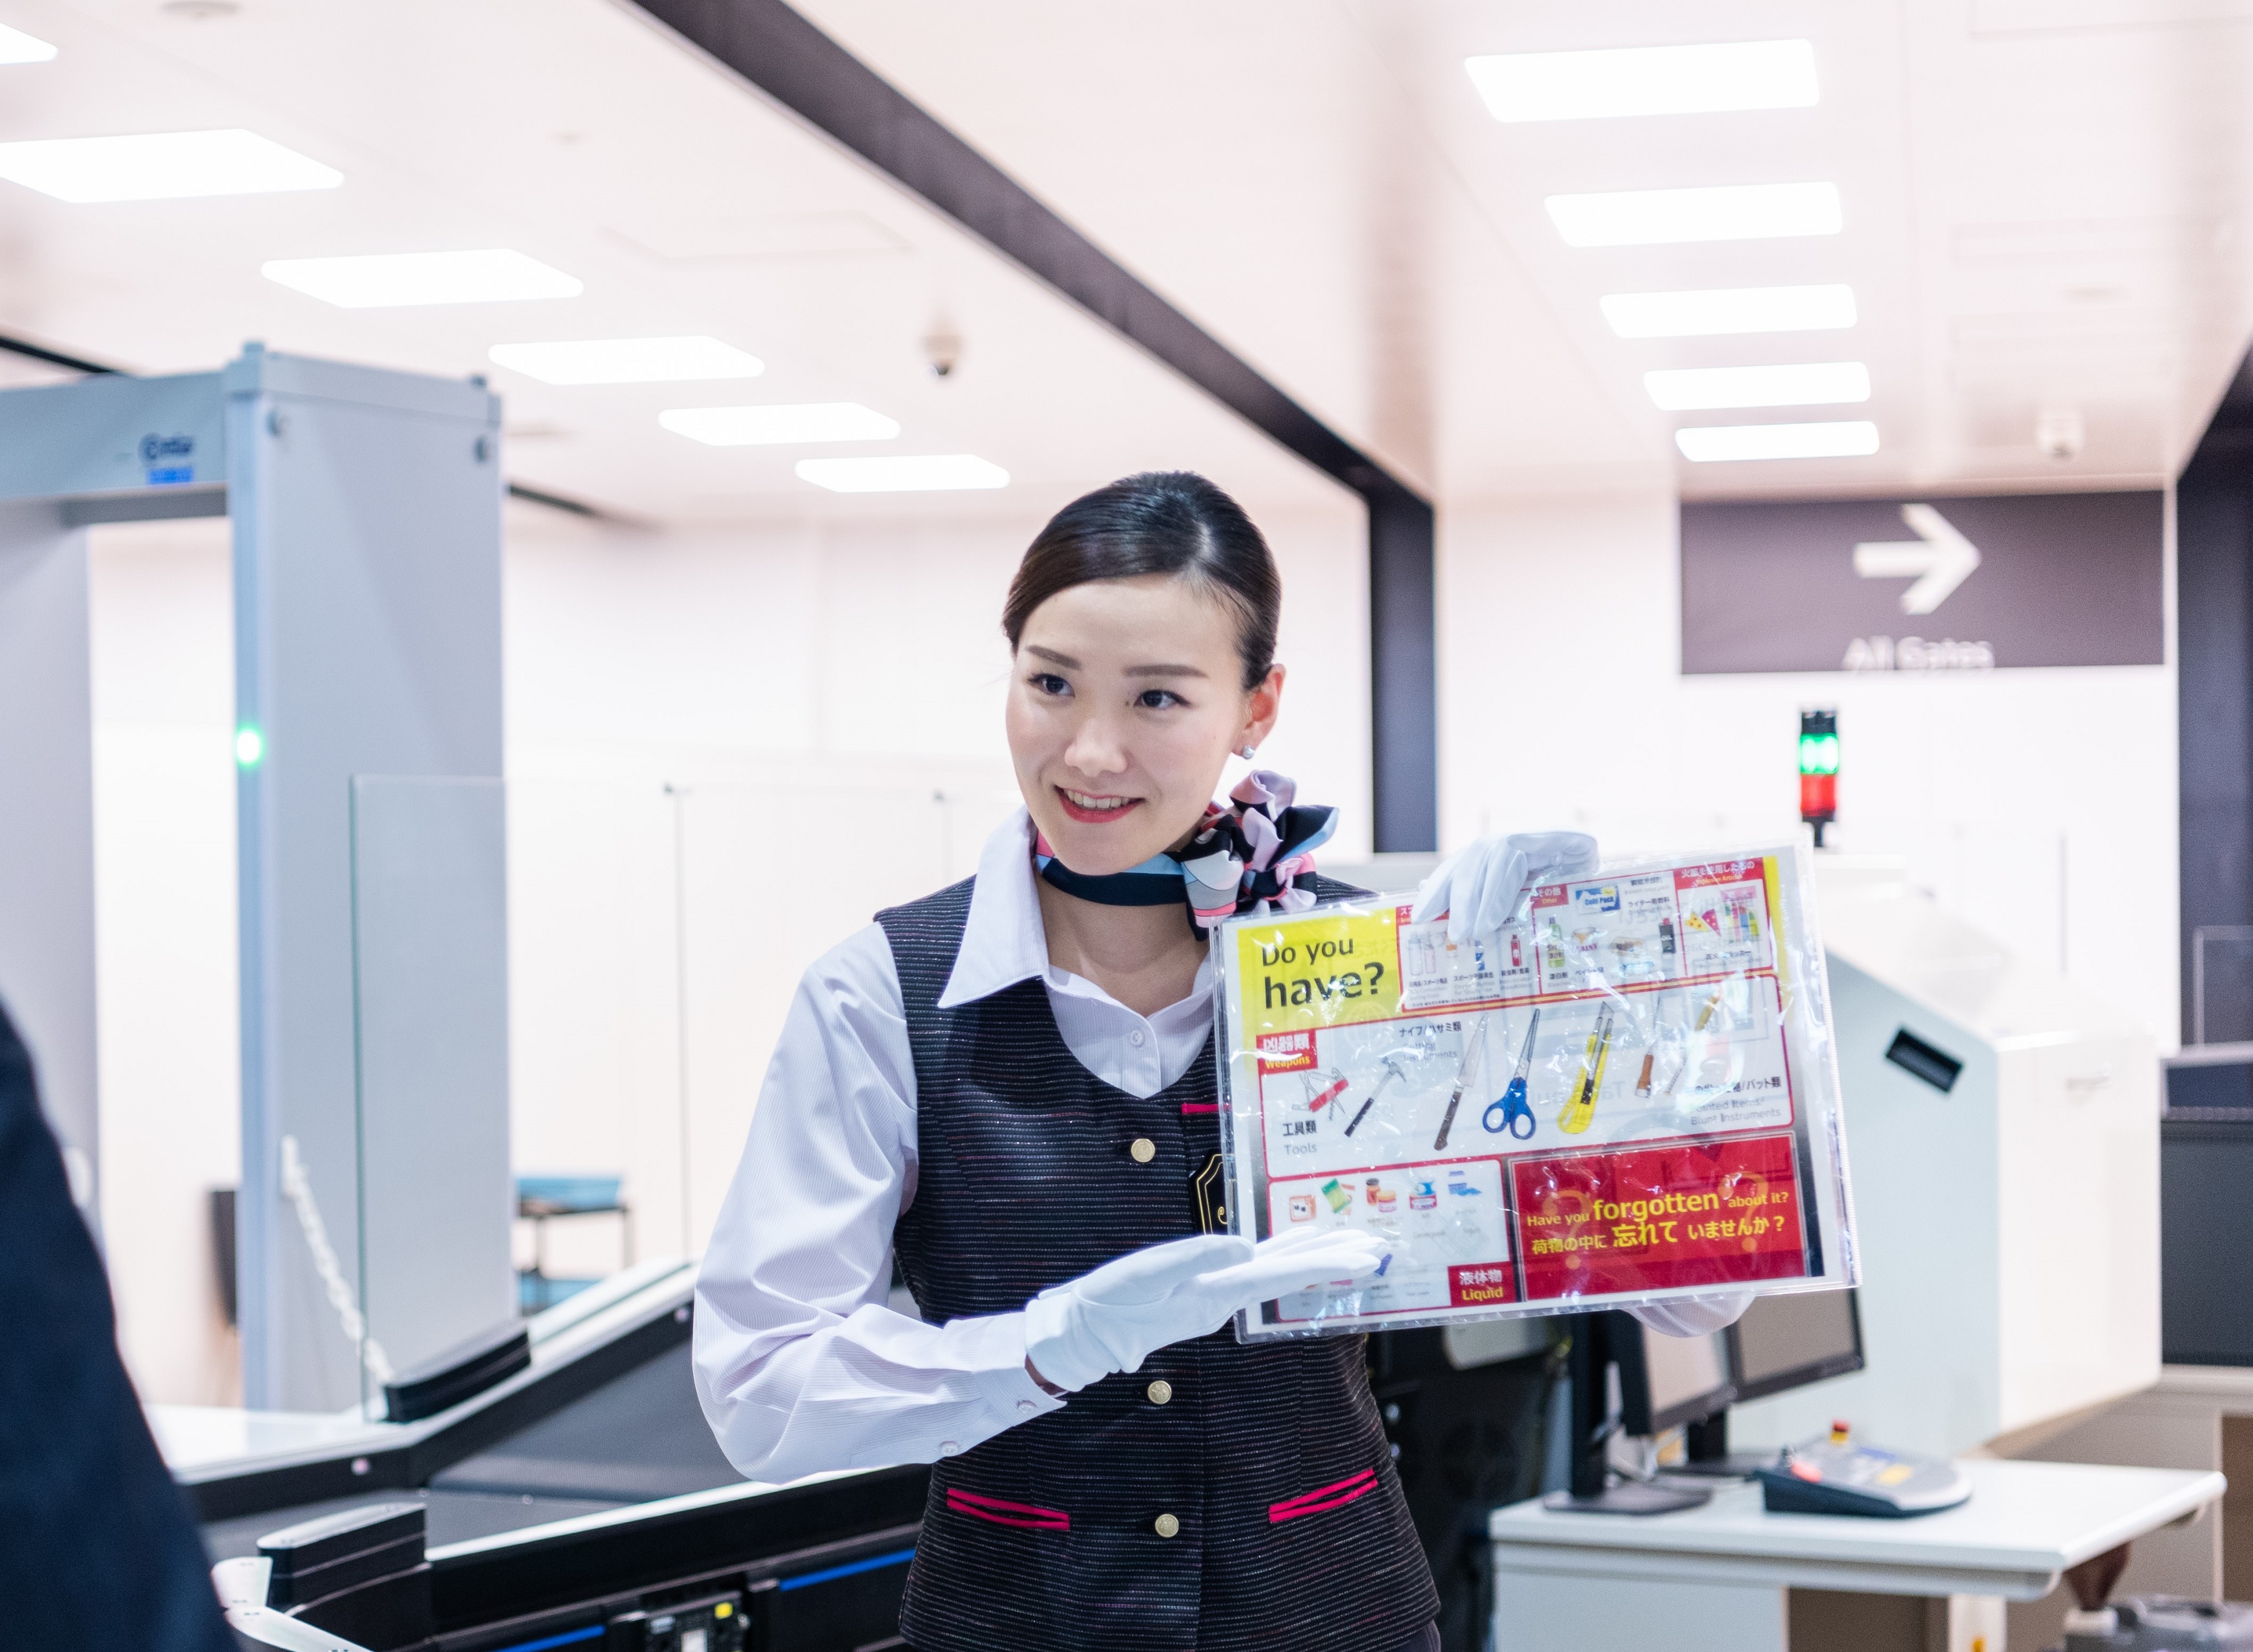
693,471,1732,1652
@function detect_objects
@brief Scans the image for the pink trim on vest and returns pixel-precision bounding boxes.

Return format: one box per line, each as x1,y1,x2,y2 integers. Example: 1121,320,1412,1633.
946,1487,1070,1532
1268,1467,1380,1524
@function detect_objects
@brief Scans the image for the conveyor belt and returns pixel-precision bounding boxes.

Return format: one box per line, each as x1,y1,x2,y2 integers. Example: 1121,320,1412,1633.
185,1268,1551,1651
430,1341,742,1506
181,1265,929,1650
202,1342,740,1558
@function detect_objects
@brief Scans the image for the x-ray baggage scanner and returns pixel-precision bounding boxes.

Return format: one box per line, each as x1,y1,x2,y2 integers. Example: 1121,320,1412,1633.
167,1262,930,1652
1728,857,2160,1458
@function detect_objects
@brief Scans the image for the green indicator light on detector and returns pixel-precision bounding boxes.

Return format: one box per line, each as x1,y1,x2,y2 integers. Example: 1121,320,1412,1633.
235,726,265,768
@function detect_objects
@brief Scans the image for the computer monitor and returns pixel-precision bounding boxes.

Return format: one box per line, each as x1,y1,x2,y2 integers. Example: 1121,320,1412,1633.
1546,1312,1714,1515
1553,1293,1869,1503
1673,1288,1865,1472
1615,1318,1734,1435
1727,1287,1864,1402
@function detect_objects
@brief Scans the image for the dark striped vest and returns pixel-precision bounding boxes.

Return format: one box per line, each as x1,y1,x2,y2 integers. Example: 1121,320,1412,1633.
879,879,1438,1652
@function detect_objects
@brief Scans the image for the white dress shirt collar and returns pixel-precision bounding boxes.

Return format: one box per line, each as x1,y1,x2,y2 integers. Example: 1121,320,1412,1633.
937,808,1053,1009
936,806,1215,1046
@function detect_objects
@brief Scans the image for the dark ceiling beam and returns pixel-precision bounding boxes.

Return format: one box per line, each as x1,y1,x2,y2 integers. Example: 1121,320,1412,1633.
628,0,1440,852
0,330,122,376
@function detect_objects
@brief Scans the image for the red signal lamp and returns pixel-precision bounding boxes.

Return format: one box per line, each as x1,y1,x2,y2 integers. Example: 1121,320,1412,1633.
1799,709,1839,847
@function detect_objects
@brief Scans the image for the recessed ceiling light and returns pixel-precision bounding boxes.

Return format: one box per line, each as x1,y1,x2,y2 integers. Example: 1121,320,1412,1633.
1675,421,1879,462
1547,182,1842,247
795,455,1008,492
0,23,57,63
263,250,582,308
1646,362,1870,411
1466,39,1817,123
1602,284,1856,338
491,337,765,385
0,129,339,203
661,403,899,446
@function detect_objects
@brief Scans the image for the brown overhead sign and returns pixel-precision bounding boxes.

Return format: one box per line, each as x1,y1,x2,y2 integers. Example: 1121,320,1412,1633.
1679,491,2164,675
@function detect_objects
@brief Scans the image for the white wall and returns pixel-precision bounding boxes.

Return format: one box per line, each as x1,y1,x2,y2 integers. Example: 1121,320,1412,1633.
498,497,1369,829
86,489,1373,1394
498,495,1370,1265
88,481,2179,1403
1436,490,2180,1049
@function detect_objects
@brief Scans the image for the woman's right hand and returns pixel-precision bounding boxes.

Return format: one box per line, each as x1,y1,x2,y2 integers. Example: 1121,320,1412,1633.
1023,1227,1383,1393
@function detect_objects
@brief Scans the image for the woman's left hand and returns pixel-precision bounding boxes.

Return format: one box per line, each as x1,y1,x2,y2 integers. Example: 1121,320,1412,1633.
1628,1292,1754,1337
1414,832,1746,1344
1411,832,1599,944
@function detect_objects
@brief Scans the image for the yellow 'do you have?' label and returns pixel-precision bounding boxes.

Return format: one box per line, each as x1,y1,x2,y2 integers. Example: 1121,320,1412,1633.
1234,907,1403,1034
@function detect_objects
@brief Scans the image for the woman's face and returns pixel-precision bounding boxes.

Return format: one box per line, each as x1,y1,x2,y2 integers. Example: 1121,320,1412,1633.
1007,574,1284,876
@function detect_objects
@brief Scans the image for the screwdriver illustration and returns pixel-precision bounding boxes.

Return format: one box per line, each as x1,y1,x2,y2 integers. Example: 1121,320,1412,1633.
1665,987,1728,1098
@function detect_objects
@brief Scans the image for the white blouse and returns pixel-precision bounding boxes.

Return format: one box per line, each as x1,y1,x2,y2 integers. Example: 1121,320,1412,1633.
692,808,1218,1484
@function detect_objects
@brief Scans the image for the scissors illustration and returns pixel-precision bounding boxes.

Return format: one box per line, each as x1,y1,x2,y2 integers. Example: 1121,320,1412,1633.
1482,1009,1540,1139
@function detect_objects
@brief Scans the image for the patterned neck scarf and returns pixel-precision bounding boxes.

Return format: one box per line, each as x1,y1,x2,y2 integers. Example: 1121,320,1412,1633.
1034,770,1337,932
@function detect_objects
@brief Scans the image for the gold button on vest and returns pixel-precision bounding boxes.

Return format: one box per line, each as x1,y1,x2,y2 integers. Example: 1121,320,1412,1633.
1147,1379,1173,1405
1130,1138,1157,1164
1154,1512,1180,1539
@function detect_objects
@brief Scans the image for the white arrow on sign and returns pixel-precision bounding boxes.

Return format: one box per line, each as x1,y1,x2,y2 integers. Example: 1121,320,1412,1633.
1852,502,1981,614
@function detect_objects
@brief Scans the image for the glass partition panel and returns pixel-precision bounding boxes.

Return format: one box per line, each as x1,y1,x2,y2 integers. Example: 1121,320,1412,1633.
673,778,1019,1251
504,778,686,1311
347,770,1021,1415
349,775,515,1416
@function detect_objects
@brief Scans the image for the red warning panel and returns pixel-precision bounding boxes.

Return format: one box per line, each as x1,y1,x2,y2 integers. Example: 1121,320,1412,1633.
1513,1133,1806,1301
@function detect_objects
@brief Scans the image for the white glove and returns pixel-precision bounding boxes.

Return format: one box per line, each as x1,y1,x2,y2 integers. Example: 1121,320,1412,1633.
1024,1226,1384,1393
1628,1291,1754,1338
215,1556,374,1650
1412,832,1600,946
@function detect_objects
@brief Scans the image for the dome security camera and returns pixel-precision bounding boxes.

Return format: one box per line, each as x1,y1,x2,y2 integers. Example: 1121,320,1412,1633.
2035,405,2085,461
923,327,963,379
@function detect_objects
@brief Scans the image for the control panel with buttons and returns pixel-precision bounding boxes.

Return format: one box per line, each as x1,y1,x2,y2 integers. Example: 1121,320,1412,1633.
608,1591,745,1652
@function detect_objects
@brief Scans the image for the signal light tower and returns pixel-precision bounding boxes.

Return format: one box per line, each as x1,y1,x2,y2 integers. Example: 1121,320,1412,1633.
1799,709,1839,848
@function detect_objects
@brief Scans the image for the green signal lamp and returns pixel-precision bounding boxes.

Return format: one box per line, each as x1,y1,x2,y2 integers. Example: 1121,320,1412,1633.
1799,709,1837,847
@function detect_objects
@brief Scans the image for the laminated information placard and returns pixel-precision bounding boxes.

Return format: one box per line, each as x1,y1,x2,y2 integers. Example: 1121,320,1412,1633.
1215,847,1857,1339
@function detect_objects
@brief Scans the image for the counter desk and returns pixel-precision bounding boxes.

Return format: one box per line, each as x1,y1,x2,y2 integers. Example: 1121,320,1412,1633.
1489,1459,2225,1652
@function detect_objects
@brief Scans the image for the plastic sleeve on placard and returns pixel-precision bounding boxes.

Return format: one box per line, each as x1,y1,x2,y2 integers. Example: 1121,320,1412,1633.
1213,842,1859,1341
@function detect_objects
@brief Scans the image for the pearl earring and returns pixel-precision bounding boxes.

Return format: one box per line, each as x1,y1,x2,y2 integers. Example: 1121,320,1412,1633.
1237,743,1258,760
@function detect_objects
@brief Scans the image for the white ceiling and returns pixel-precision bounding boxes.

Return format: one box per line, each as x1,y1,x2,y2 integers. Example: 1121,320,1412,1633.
3,0,2251,519
0,0,1354,524
799,0,2253,500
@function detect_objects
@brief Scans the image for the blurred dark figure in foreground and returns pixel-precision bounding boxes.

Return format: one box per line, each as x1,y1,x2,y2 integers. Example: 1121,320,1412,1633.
0,999,232,1652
